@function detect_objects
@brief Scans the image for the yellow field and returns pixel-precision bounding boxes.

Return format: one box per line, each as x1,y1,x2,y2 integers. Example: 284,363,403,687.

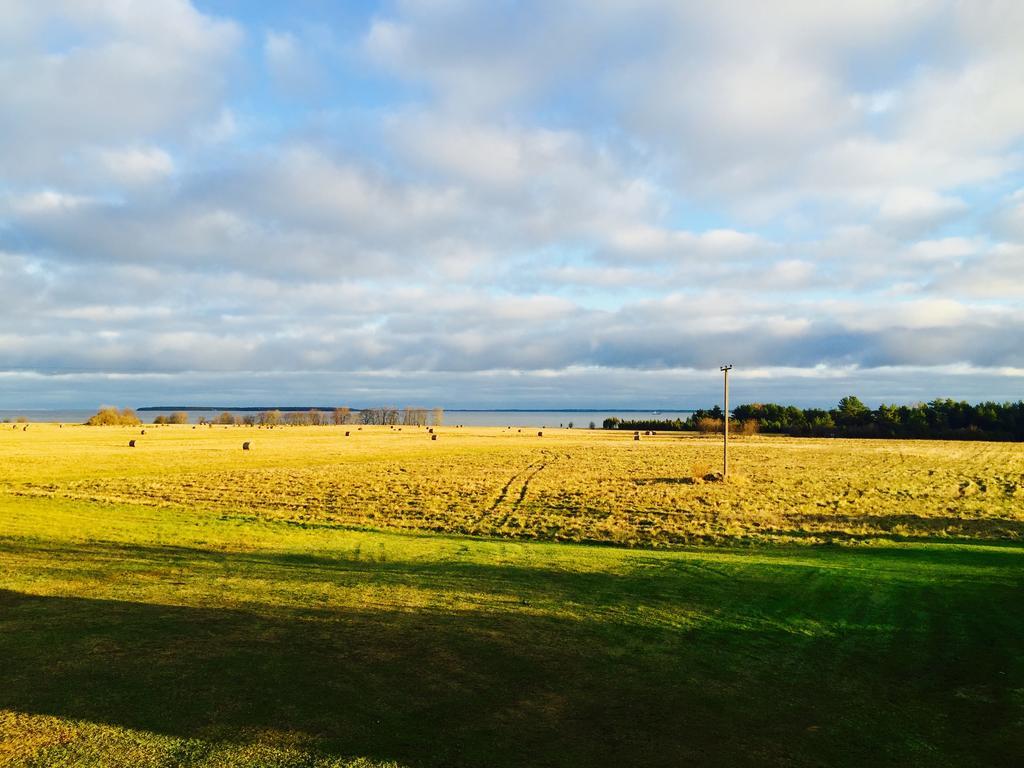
2,423,1022,546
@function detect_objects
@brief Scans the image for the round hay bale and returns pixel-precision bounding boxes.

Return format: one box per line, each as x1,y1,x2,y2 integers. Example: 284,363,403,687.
242,441,251,450
537,431,543,437
128,439,136,447
141,429,146,435
431,434,438,441
345,431,350,437
634,434,640,441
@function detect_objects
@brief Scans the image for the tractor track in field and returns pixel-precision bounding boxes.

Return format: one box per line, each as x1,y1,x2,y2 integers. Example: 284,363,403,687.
489,459,544,513
513,461,549,510
486,451,562,529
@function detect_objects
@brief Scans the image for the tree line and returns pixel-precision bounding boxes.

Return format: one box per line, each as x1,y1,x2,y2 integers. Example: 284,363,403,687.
604,397,1024,441
92,406,446,427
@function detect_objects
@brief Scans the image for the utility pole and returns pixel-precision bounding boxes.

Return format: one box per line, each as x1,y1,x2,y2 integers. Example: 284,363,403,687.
720,365,732,480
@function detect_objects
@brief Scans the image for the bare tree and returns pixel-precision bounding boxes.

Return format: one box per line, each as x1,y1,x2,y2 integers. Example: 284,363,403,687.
403,407,428,426
259,410,282,426
431,407,444,427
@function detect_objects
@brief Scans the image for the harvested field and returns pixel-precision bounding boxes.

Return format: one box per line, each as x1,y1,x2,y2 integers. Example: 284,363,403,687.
3,424,1022,546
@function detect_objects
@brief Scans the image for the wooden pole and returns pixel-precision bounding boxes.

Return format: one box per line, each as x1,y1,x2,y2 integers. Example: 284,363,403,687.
720,364,732,479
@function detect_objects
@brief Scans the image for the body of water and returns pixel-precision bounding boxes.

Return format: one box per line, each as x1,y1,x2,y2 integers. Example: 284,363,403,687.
0,409,695,428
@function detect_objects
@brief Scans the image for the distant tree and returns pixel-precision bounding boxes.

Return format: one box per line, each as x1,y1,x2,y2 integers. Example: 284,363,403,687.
875,404,901,427
86,406,141,426
332,407,350,425
589,421,596,429
169,411,189,424
835,395,871,427
284,411,306,426
214,411,235,425
259,410,282,426
804,409,834,429
403,407,428,426
153,415,168,425
431,407,444,427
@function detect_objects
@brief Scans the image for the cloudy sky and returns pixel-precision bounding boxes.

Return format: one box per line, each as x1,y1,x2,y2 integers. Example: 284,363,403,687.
2,0,1023,409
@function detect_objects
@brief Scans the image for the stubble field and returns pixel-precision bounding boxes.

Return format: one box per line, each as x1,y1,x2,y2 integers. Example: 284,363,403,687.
3,423,1022,546
0,424,1022,767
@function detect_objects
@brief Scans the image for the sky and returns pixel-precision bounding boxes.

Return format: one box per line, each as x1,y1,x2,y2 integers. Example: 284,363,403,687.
1,0,1023,409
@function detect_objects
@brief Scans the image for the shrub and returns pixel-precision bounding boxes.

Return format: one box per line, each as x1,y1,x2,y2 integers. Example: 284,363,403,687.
86,407,141,426
691,460,713,481
696,417,723,434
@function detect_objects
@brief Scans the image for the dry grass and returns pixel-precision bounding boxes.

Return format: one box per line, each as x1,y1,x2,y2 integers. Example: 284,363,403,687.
1,425,1023,766
1,423,1022,546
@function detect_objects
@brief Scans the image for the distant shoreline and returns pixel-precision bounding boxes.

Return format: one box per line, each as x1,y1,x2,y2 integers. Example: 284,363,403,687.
138,407,696,413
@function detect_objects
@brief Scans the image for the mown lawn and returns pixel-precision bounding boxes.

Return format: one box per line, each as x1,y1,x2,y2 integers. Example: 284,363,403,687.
1,491,1022,767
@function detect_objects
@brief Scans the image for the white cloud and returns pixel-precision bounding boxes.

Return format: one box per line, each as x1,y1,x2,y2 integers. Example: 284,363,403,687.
3,0,1024,406
0,0,240,183
91,145,175,184
9,190,96,216
877,187,967,232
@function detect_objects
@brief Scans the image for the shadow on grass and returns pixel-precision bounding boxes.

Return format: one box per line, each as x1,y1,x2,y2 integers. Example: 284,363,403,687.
1,541,1022,767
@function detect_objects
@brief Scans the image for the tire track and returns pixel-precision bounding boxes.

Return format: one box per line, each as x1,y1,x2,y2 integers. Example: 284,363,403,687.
513,460,550,510
488,460,543,513
490,452,561,531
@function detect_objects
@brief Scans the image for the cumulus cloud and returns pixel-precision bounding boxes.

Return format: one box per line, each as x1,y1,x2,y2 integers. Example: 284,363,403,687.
1,0,1023,407
0,0,240,184
89,145,176,184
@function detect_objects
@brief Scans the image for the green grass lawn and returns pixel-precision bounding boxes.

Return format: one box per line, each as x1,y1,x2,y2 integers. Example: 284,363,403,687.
1,494,1022,767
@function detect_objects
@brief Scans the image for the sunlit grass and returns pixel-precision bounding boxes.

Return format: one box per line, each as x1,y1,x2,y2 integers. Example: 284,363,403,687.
0,425,1022,766
3,423,1022,545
